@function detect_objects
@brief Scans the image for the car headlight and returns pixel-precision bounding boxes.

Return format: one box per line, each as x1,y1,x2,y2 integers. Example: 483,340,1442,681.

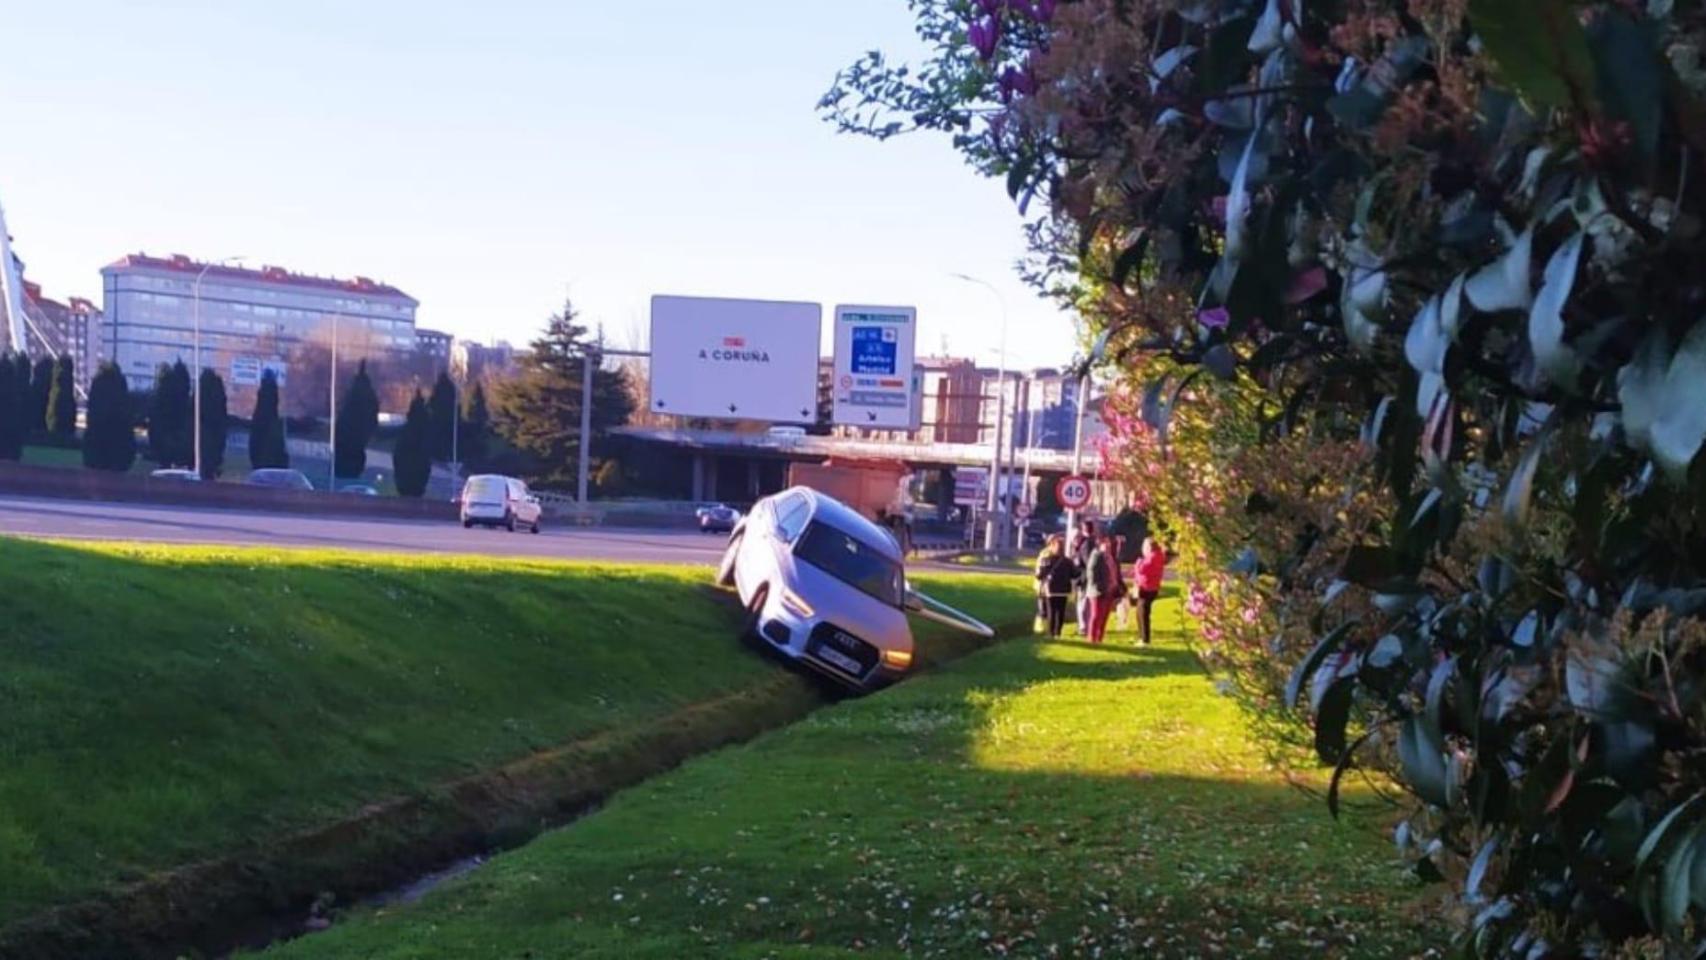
881,648,914,670
779,589,816,618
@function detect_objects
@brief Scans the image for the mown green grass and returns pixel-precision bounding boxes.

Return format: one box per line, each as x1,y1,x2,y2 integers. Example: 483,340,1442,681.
0,537,1031,928
265,591,1440,959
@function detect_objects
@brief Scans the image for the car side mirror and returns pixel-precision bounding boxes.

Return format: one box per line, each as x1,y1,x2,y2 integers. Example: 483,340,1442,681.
903,589,925,613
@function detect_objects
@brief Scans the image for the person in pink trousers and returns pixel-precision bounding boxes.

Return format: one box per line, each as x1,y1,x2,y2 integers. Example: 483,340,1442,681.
1133,537,1167,646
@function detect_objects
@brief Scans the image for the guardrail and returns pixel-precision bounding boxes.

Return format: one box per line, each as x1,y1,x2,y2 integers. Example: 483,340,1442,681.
0,462,455,521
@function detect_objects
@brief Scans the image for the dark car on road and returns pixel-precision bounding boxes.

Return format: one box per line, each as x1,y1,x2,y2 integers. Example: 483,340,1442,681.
698,504,741,534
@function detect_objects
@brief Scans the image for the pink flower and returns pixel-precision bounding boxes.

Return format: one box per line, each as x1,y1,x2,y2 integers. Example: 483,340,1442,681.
1241,604,1260,624
1198,306,1230,330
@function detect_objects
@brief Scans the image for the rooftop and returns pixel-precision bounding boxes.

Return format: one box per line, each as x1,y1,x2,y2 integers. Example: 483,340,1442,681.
103,253,418,304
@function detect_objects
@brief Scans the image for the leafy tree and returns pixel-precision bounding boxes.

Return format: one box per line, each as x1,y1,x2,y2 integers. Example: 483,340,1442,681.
493,299,634,486
831,2,1706,954
393,390,432,498
82,364,133,472
333,359,379,479
147,360,193,466
198,368,228,480
427,370,457,462
249,370,290,469
45,355,76,444
459,381,491,472
0,353,21,461
29,355,51,436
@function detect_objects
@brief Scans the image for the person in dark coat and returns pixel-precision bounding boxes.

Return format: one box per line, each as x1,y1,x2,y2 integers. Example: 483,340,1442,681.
1034,534,1078,639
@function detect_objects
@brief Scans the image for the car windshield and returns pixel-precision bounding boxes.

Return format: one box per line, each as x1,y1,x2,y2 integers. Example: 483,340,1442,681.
793,521,904,608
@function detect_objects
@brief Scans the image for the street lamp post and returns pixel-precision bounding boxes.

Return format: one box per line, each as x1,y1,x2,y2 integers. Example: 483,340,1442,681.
1065,330,1108,533
328,312,339,492
192,256,244,478
952,273,1009,551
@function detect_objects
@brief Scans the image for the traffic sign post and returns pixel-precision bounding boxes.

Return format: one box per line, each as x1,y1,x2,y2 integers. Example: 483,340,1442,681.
1057,475,1092,512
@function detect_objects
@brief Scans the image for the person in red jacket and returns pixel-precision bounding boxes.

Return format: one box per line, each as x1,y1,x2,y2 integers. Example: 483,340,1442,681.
1133,537,1168,646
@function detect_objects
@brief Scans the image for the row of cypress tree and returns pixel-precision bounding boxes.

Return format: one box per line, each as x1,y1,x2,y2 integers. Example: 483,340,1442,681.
2,354,492,493
390,372,492,498
0,352,77,454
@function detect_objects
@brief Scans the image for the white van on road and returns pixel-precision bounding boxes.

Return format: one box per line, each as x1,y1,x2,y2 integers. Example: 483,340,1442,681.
459,474,543,533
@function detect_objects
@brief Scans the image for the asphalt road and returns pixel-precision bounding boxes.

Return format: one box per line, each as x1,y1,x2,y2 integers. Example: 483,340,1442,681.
0,495,733,564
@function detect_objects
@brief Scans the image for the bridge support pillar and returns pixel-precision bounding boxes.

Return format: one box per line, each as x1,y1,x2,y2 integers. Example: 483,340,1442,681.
690,453,708,502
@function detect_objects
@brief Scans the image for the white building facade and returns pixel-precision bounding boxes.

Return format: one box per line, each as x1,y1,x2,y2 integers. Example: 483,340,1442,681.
100,253,418,390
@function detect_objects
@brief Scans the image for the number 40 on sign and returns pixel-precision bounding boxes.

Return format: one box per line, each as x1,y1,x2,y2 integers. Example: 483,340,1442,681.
1057,475,1092,511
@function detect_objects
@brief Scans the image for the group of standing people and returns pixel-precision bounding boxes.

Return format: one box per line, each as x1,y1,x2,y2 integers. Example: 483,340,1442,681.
1034,520,1167,645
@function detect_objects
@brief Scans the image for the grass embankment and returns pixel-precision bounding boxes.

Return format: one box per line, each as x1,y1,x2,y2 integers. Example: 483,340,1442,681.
0,537,1031,951
19,443,257,478
265,590,1440,959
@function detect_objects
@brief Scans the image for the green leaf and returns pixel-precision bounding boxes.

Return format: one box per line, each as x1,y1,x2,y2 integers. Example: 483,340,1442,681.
1502,436,1548,527
1313,676,1358,765
1339,544,1397,587
1464,227,1534,314
1660,821,1703,931
1195,16,1256,98
1634,792,1706,881
1203,344,1237,381
1529,232,1584,389
1469,0,1598,108
1285,621,1357,710
1112,230,1149,289
1466,836,1500,902
1629,323,1706,481
1424,656,1458,746
1397,716,1453,808
1588,13,1664,168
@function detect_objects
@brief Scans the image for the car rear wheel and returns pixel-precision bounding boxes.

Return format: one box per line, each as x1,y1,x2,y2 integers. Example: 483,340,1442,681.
506,513,517,532
530,521,540,534
716,533,742,587
462,519,472,529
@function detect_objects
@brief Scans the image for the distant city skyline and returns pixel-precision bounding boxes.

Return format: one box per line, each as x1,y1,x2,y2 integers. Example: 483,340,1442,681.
0,1,1078,369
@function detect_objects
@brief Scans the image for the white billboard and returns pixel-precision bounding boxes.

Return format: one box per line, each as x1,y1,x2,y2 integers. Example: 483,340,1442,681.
832,304,918,429
230,356,287,387
649,295,821,423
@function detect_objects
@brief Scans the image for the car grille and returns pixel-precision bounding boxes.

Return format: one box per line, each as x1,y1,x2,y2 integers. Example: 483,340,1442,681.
807,623,879,678
762,620,791,646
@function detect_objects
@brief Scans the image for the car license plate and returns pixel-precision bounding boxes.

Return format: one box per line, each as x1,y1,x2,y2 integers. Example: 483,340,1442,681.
817,647,862,674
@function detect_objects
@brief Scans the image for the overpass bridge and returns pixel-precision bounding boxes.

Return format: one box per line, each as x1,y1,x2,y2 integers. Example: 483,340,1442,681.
612,426,1082,473
610,425,1091,508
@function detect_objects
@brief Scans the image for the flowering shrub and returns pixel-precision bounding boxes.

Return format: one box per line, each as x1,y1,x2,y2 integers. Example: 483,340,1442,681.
827,0,1706,954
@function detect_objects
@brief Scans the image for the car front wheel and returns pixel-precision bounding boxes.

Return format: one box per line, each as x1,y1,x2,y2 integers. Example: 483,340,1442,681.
743,585,768,640
716,533,742,587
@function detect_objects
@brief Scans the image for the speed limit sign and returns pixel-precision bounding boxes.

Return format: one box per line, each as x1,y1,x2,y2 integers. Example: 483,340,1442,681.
1058,475,1093,511
1014,501,1034,521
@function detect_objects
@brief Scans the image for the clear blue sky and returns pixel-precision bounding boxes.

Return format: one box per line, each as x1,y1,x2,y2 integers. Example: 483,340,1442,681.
0,0,1077,367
